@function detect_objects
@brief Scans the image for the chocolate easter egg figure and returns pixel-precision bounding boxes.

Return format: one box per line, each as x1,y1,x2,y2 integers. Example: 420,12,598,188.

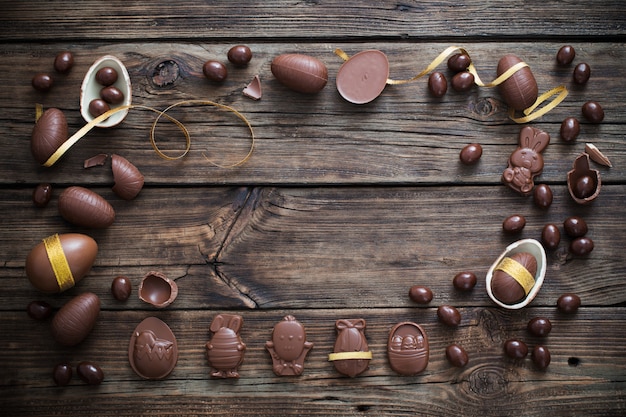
128,317,178,380
265,315,313,376
387,322,429,376
502,126,550,196
329,318,372,377
206,314,246,378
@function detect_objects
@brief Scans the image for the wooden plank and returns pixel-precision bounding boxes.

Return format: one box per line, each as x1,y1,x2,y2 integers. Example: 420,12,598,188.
1,1,624,41
2,42,625,185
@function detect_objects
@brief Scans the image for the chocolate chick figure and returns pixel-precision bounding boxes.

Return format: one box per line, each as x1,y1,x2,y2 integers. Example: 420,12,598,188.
266,315,313,376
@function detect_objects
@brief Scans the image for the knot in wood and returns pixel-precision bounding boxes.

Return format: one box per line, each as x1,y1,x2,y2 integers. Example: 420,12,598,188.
468,365,508,398
152,60,180,87
469,97,500,119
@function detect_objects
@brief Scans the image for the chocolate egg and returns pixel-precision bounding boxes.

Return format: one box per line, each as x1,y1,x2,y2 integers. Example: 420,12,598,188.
503,339,528,359
541,224,561,250
532,345,551,369
497,54,538,111
408,285,433,304
51,292,100,346
437,305,461,327
567,153,601,204
138,271,178,308
486,239,546,309
445,344,469,367
129,317,178,380
31,108,68,165
336,50,389,104
111,154,144,200
77,361,104,385
271,54,328,94
25,233,98,293
58,186,115,228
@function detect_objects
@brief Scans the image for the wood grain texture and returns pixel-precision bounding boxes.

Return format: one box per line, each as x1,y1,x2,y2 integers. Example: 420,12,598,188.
1,0,625,416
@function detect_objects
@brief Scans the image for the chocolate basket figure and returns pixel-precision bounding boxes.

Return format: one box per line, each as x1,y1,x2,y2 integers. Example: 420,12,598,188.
502,126,550,196
265,315,313,376
387,322,429,376
206,314,246,378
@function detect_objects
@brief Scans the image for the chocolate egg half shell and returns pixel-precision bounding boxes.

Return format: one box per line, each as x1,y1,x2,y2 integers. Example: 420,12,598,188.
31,108,68,165
58,186,115,228
138,271,178,308
51,292,100,346
497,54,539,111
271,53,328,94
111,154,144,200
25,233,98,293
567,153,601,204
129,317,178,379
336,50,389,104
80,55,132,128
486,239,546,309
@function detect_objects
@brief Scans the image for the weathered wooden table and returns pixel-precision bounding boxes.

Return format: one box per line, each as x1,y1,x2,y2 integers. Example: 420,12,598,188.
1,2,625,416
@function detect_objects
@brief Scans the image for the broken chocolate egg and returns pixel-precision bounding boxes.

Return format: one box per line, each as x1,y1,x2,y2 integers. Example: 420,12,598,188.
51,292,100,346
486,239,546,309
111,154,144,200
138,271,178,308
58,186,115,228
129,316,178,380
31,108,68,165
567,153,601,204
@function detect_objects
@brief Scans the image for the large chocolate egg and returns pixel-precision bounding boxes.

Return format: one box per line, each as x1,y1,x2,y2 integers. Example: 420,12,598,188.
58,186,115,228
51,292,100,346
271,54,328,94
497,54,538,111
25,233,98,293
128,317,178,380
31,108,68,165
111,154,144,200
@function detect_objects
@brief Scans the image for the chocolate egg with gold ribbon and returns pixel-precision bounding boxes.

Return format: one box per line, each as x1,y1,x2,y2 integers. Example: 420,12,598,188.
497,54,538,111
25,233,98,293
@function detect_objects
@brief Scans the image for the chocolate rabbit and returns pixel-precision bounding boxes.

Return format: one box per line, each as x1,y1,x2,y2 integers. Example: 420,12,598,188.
502,126,550,195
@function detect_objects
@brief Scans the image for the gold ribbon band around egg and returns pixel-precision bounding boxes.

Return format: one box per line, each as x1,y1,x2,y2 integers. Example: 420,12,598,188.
328,351,373,361
40,100,255,169
335,46,568,123
495,256,535,295
43,234,75,292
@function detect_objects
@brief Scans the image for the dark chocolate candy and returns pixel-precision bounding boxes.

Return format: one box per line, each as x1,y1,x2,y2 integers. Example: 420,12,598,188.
27,300,53,320
330,319,371,377
336,50,389,104
128,317,178,380
54,51,74,74
445,344,469,367
459,143,482,165
387,322,428,375
53,362,72,386
95,66,118,86
570,237,594,257
447,53,471,73
504,339,528,359
453,272,477,291
33,183,52,208
206,314,246,378
557,293,581,313
437,305,461,327
502,214,526,234
77,361,104,385
527,317,552,337
32,73,53,92
203,60,228,82
427,72,447,97
111,275,131,301
533,184,553,209
532,345,551,369
573,63,591,85
502,127,550,196
227,45,252,66
408,285,433,304
564,216,588,237
541,224,561,251
582,100,604,123
266,315,313,376
451,71,474,92
560,117,580,142
556,45,576,66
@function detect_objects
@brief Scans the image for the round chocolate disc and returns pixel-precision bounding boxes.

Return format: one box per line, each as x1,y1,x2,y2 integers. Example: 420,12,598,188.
336,50,389,104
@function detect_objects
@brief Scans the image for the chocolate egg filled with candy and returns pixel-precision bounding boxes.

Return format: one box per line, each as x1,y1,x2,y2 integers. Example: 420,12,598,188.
497,54,538,111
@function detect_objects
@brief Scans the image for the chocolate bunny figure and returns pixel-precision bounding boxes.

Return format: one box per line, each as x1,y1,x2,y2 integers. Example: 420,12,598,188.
502,126,550,195
206,314,246,378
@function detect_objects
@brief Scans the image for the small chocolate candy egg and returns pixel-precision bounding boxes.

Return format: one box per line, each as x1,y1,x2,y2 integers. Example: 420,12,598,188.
32,73,53,92
503,339,528,359
459,143,482,165
497,54,538,111
111,154,144,200
54,51,74,74
560,117,580,142
541,224,561,251
88,98,110,117
532,345,551,369
573,63,591,85
77,361,104,385
427,71,447,97
111,276,132,301
203,60,228,82
445,344,469,367
100,85,125,104
58,186,115,228
95,66,118,86
557,293,581,313
556,45,576,66
437,305,461,327
533,184,553,209
447,53,471,73
27,300,53,320
563,216,588,238
31,108,68,165
409,285,433,304
491,252,537,305
53,363,73,386
527,317,552,337
451,71,474,92
227,45,252,66
502,214,526,234
51,292,100,346
25,233,98,293
570,237,594,256
272,53,329,94
33,183,53,208
582,101,604,123
453,272,477,292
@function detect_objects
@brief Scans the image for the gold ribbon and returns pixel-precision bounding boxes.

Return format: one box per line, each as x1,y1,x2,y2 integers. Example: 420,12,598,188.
42,234,75,292
41,100,255,169
328,351,373,361
334,46,568,123
495,256,535,295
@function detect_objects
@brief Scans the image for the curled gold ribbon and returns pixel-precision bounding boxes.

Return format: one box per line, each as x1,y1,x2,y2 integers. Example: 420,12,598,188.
334,46,568,123
495,256,535,295
328,351,373,361
42,101,255,169
42,234,75,292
